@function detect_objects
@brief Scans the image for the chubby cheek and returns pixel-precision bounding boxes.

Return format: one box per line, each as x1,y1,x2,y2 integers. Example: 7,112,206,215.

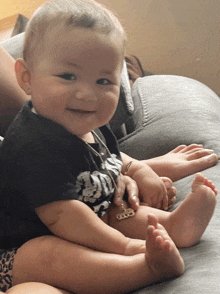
31,84,68,118
99,92,119,122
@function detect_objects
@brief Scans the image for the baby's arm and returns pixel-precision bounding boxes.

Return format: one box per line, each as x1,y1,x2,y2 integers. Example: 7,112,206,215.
121,152,173,209
36,199,145,256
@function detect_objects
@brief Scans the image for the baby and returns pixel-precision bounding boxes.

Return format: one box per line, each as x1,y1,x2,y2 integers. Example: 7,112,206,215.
0,0,217,293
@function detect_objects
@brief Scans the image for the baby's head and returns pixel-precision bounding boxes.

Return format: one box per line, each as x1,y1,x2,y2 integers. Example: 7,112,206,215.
16,0,127,138
23,0,126,69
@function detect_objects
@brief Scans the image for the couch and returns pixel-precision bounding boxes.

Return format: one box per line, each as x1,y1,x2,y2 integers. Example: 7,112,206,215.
1,32,220,294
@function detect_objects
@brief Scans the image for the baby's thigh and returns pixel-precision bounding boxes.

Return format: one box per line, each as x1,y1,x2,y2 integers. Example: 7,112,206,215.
107,202,156,239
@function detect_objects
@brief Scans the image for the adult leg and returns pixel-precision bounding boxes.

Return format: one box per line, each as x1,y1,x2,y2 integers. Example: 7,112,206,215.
6,283,70,294
12,232,184,294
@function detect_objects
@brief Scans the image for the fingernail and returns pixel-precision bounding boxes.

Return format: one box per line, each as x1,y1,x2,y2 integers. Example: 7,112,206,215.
206,153,216,161
132,195,139,206
205,149,214,152
133,196,139,203
164,181,172,189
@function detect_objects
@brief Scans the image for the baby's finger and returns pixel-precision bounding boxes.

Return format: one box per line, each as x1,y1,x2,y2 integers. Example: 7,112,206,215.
168,196,176,210
129,193,140,210
125,179,139,210
167,187,177,208
113,192,123,206
162,195,169,211
156,201,162,209
153,178,171,207
113,175,125,206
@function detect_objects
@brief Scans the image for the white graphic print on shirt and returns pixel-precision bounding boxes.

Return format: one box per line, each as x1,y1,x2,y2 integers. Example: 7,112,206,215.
75,154,123,216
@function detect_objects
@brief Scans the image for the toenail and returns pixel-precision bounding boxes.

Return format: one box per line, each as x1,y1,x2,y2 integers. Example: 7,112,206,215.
164,181,172,189
206,154,216,161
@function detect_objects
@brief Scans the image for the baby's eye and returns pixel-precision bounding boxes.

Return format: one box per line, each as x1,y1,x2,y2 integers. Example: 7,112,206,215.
97,78,111,85
59,73,76,81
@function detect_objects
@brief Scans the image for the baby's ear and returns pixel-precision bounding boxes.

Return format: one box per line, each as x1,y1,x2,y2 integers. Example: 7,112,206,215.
15,59,32,95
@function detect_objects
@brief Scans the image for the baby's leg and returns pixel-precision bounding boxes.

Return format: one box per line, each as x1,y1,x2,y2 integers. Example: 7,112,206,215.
166,173,217,247
145,214,184,279
108,173,217,248
12,235,183,294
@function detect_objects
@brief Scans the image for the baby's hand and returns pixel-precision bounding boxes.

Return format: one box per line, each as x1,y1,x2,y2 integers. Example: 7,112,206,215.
131,166,176,210
160,177,177,210
113,174,140,211
140,177,177,210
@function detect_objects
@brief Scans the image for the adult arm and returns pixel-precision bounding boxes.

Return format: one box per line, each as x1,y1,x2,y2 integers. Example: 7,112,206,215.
0,46,28,108
0,46,28,134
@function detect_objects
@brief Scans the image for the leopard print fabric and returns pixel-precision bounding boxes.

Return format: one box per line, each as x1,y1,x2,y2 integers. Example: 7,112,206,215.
0,248,18,292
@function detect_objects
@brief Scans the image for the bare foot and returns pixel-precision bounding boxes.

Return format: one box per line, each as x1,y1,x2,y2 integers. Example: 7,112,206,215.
168,173,217,247
146,144,218,182
145,214,184,280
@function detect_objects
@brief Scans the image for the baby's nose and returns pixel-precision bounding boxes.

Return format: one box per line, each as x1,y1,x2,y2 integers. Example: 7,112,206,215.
75,85,97,101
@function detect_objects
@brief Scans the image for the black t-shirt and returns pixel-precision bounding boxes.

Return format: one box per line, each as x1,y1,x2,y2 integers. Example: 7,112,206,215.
0,100,123,249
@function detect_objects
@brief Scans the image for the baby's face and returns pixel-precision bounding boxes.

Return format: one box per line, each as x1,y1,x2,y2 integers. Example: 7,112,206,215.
29,27,124,138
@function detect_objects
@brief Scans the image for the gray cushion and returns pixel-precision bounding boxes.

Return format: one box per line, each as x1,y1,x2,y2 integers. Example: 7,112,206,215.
1,32,24,60
119,75,220,293
120,75,220,159
109,60,134,136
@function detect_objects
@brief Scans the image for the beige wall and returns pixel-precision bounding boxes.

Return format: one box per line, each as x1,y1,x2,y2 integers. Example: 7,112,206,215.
102,0,220,95
1,0,220,95
0,0,46,20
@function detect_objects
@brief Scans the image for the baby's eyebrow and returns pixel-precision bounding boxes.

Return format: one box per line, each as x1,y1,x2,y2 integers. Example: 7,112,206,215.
62,61,112,76
65,62,83,70
99,70,112,75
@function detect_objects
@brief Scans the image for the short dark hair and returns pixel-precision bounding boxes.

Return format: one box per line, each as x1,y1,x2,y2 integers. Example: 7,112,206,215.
23,0,127,68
